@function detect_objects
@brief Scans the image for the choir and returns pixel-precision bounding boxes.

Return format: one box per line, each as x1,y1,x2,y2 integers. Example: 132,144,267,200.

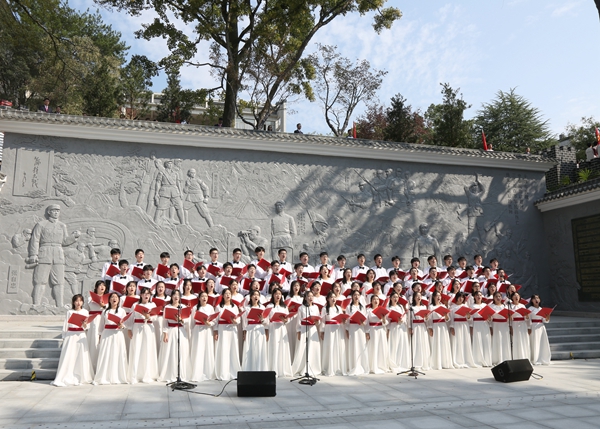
51,248,553,387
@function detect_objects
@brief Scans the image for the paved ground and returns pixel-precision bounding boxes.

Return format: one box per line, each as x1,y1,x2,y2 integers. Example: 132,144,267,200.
0,359,599,429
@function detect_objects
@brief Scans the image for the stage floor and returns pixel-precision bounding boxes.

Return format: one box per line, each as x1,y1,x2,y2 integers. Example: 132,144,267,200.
0,359,598,429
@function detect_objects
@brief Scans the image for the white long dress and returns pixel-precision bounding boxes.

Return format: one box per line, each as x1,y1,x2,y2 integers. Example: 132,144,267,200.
429,305,454,370
51,309,94,387
346,304,369,376
152,295,170,356
366,309,389,374
85,297,104,371
510,304,531,361
529,307,551,365
214,304,241,381
387,304,410,372
470,303,493,367
410,305,431,370
241,306,269,372
320,305,347,376
158,304,192,382
267,305,293,377
490,303,511,365
286,295,303,356
190,304,216,381
128,302,159,383
291,304,321,376
119,294,138,353
449,304,476,368
94,308,128,384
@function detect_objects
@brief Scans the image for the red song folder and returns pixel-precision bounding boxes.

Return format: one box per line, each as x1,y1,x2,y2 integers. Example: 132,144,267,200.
155,264,170,278
372,306,389,319
285,299,302,313
111,281,127,295
477,305,496,320
270,312,288,323
454,306,471,317
183,259,195,272
302,315,321,325
332,313,351,323
349,311,367,324
535,306,555,319
387,310,403,324
67,312,88,327
122,295,138,309
164,306,192,321
220,308,238,323
414,309,430,319
257,258,271,271
105,264,120,278
433,306,450,317
130,266,143,279
192,280,206,294
206,295,222,308
90,291,109,306
194,311,219,325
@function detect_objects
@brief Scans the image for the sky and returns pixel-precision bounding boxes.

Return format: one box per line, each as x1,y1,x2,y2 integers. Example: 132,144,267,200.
73,0,600,136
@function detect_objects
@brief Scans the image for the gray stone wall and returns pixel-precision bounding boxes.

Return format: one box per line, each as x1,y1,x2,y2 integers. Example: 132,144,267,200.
0,131,550,315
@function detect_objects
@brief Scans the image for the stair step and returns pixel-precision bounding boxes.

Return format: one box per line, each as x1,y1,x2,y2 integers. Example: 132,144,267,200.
551,350,600,360
550,341,600,352
0,358,59,370
0,348,62,359
0,339,62,349
0,330,61,339
0,369,56,381
549,334,600,344
546,321,600,329
546,327,600,336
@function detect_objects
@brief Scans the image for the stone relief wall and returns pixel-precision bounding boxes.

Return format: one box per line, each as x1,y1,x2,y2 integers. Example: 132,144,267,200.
0,133,549,314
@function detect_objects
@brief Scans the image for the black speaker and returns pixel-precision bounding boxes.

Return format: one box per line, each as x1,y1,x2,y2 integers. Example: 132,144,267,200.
237,371,276,397
491,359,533,382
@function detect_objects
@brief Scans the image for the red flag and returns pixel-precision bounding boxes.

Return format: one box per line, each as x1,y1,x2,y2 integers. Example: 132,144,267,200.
595,127,600,143
482,130,488,151
353,122,357,139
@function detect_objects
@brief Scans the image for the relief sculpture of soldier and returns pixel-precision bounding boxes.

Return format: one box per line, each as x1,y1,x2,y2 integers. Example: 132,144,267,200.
464,173,485,239
270,201,296,260
26,204,80,307
153,160,185,225
64,242,93,296
413,223,440,264
239,226,268,259
183,168,214,228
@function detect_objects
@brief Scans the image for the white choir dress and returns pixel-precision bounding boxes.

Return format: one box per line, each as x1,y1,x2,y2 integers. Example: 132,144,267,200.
152,295,170,356
127,302,159,383
120,294,138,353
158,304,192,382
529,307,551,365
190,304,217,381
449,304,476,368
51,309,94,387
490,303,512,365
241,306,269,372
286,295,303,356
510,303,531,361
387,304,411,372
410,305,431,370
470,303,493,367
428,305,454,370
291,304,322,377
267,305,293,377
366,308,389,374
85,297,105,371
214,304,241,381
94,308,128,384
345,304,369,376
320,305,347,376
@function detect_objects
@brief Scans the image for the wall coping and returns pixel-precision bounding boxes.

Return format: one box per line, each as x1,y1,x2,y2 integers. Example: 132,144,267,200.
535,177,600,212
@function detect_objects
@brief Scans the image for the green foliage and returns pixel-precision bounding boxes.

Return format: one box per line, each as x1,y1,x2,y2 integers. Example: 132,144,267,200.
425,83,473,147
120,55,159,119
560,175,571,186
473,88,556,153
157,71,206,123
383,94,428,143
578,169,593,182
564,116,600,161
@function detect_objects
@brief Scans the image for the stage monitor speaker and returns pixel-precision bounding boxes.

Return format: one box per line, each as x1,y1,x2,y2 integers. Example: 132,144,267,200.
491,359,533,382
237,371,276,397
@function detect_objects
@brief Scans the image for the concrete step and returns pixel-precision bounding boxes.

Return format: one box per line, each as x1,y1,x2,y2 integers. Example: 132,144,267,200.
0,358,59,370
0,348,61,359
547,321,600,329
548,334,600,344
0,330,61,339
551,350,600,360
0,339,62,349
550,341,600,352
0,369,56,381
545,327,600,336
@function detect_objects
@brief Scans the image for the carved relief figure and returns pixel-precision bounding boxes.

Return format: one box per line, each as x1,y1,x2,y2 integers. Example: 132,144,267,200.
346,181,372,211
64,242,93,296
464,174,485,239
270,200,297,260
239,226,269,258
154,160,185,225
413,223,440,263
307,210,329,251
183,168,213,227
11,228,32,254
404,171,416,207
136,153,157,212
88,239,120,272
26,204,80,307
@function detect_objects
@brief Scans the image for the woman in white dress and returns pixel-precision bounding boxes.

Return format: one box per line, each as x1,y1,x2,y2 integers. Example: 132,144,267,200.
320,291,346,376
490,291,511,365
286,280,304,356
158,290,192,382
428,291,454,370
94,293,128,384
291,291,322,376
267,288,293,377
470,291,493,367
449,292,476,368
120,281,139,353
509,292,531,361
346,289,369,376
529,294,551,365
366,295,389,374
190,291,216,381
86,280,107,371
339,268,353,295
52,294,94,387
127,287,159,384
241,290,269,371
311,282,326,311
410,292,431,370
214,288,242,381
361,269,376,299
152,281,170,356
387,291,410,372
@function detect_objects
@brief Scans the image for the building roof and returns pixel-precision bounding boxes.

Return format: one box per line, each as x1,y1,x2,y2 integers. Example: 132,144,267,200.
535,177,600,211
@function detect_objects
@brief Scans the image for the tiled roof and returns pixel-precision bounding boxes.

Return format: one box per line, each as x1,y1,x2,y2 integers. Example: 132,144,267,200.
535,177,600,205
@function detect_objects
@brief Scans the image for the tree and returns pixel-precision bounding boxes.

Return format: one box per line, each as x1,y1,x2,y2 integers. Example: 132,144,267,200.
120,55,159,119
473,88,556,153
355,103,387,140
311,45,387,137
157,71,206,123
384,93,428,143
425,83,473,148
95,0,401,127
564,116,600,160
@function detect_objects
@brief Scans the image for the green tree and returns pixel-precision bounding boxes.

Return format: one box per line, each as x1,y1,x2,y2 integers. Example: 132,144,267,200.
120,55,159,119
157,71,206,123
355,103,387,140
473,88,556,153
564,116,600,160
425,83,473,148
384,93,428,143
95,0,402,127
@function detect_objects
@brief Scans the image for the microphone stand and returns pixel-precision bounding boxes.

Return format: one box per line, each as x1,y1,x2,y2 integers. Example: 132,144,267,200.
398,303,425,379
167,304,196,391
291,305,319,386
506,298,514,360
